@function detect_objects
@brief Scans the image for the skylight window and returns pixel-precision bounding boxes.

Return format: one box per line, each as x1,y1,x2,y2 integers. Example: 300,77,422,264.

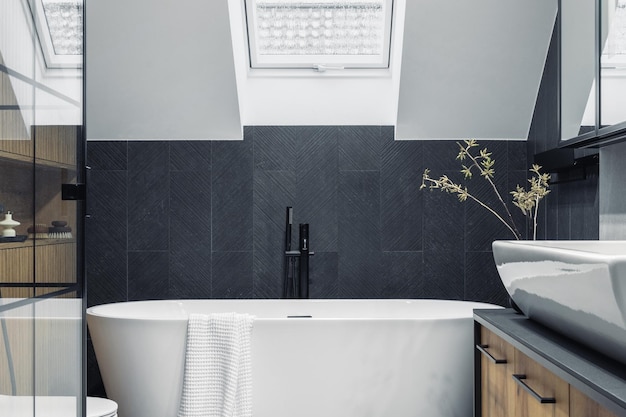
32,0,83,68
244,0,393,69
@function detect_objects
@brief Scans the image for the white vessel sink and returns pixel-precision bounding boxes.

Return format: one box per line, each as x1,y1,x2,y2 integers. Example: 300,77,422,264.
492,240,626,364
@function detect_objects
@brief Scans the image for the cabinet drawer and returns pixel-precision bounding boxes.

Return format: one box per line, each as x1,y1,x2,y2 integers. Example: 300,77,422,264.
513,350,569,417
478,327,515,417
477,326,568,417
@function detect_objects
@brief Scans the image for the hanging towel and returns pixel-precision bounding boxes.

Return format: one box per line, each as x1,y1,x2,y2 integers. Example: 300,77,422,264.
178,312,254,417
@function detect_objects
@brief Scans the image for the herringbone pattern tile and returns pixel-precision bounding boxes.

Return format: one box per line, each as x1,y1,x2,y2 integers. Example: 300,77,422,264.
423,179,465,252
85,239,127,307
170,171,211,250
381,252,423,298
128,251,169,300
338,171,380,252
85,132,534,308
212,140,253,251
170,249,211,298
338,249,381,298
309,252,339,298
296,126,338,252
85,170,128,307
253,170,296,298
338,126,381,170
87,141,127,170
423,250,465,300
170,141,211,171
254,126,296,171
212,251,253,298
128,141,169,251
381,140,423,251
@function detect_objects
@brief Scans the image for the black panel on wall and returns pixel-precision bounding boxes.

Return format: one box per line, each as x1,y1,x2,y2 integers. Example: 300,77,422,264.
85,128,526,396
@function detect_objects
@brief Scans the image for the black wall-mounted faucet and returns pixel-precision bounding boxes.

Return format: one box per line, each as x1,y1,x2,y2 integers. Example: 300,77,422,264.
282,207,314,299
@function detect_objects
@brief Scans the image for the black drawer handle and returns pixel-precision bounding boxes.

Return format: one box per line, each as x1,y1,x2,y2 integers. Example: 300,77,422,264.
512,374,556,404
476,344,507,364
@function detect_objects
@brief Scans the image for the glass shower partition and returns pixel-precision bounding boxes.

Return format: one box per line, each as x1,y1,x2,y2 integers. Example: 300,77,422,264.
0,0,84,416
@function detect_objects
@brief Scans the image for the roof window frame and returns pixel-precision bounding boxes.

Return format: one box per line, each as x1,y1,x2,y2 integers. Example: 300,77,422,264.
244,0,394,70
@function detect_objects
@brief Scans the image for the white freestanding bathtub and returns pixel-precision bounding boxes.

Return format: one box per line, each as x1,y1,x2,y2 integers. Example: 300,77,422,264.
87,299,499,417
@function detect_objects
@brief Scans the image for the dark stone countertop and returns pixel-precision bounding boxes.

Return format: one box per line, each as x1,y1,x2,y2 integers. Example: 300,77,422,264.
474,308,626,416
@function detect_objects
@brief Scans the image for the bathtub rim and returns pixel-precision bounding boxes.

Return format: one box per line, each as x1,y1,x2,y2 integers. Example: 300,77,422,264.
86,298,502,322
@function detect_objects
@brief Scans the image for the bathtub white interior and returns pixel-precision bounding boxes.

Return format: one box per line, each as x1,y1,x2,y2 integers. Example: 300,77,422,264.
87,300,500,417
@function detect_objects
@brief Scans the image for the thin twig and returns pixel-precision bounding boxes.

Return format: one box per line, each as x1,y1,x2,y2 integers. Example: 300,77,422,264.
463,144,522,239
533,194,540,240
422,177,521,240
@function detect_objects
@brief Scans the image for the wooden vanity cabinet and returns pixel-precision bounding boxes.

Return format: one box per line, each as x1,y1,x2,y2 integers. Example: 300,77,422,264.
475,312,626,417
478,327,568,417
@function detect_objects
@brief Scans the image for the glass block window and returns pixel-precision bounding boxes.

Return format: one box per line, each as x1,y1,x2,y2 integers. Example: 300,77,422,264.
602,0,626,67
32,0,83,68
41,0,83,55
245,0,394,69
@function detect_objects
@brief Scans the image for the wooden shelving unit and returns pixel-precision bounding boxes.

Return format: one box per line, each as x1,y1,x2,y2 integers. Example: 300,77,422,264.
0,125,79,300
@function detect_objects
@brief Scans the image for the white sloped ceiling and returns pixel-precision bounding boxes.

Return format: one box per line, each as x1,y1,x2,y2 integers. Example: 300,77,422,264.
84,0,556,140
396,0,558,140
86,0,241,140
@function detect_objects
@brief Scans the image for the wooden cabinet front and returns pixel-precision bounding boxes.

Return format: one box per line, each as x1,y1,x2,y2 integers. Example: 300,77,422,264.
477,326,622,417
479,326,515,417
570,386,619,417
513,350,568,417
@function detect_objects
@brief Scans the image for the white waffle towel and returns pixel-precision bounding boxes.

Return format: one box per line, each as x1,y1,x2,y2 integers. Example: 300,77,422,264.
178,312,254,417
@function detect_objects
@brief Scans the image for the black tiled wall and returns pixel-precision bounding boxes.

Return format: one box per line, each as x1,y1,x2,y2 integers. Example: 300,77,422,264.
86,127,527,395
86,128,526,306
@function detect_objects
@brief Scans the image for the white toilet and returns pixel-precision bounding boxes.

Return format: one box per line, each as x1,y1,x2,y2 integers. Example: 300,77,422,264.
0,394,118,417
87,396,119,417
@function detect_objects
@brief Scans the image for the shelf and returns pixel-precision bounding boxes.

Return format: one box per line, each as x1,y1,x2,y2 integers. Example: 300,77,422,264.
0,150,77,171
0,238,76,250
0,125,78,168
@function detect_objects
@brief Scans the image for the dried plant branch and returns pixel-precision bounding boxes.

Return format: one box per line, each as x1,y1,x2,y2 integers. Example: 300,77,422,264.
456,140,522,239
421,171,521,240
421,141,551,240
510,164,551,240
